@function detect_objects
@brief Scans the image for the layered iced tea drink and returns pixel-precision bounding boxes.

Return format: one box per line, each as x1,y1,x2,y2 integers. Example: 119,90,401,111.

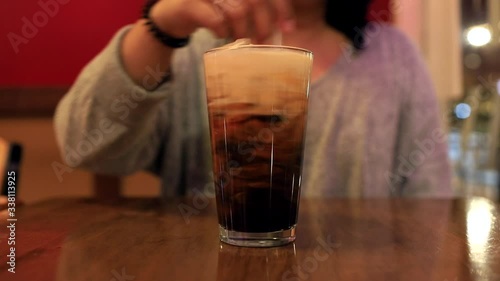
204,43,313,247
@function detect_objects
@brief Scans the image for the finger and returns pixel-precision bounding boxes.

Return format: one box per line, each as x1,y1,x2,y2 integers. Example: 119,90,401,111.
216,0,250,39
190,1,230,38
272,0,295,32
248,0,274,43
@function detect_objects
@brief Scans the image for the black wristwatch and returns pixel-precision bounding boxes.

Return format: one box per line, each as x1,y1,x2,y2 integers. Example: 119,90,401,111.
142,0,190,48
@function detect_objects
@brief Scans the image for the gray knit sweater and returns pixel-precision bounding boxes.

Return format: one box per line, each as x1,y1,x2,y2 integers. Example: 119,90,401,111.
54,24,452,198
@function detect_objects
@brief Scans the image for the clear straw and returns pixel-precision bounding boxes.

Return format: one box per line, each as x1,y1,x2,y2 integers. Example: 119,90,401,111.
271,30,282,45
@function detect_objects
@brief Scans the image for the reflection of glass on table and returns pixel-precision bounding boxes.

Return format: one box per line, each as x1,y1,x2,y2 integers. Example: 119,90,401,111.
216,243,297,281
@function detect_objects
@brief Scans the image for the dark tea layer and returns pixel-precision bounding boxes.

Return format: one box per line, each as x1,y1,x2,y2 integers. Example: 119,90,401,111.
209,111,305,233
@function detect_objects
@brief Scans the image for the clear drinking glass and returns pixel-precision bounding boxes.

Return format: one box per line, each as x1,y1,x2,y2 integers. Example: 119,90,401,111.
204,44,313,247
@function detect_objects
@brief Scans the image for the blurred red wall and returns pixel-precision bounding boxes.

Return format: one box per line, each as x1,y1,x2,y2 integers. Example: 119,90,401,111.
0,0,143,87
368,0,392,22
0,0,392,87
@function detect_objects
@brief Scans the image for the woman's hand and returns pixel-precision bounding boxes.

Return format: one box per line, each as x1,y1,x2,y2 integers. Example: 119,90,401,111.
150,0,295,43
123,0,295,87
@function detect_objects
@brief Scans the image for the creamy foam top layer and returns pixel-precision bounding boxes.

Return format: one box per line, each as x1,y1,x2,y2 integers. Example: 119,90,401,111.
204,43,313,77
204,42,313,116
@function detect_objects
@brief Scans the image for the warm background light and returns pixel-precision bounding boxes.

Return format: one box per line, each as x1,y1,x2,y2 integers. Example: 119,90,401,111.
466,25,492,47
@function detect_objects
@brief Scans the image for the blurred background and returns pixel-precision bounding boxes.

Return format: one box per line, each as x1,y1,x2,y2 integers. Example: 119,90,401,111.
0,0,499,203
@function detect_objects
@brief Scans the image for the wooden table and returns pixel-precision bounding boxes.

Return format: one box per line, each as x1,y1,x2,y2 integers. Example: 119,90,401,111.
0,197,499,281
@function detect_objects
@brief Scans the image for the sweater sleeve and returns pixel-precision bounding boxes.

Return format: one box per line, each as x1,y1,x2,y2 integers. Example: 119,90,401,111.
54,26,218,176
388,28,453,198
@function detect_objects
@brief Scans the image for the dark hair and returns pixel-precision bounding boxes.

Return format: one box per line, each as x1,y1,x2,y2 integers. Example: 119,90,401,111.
325,0,372,49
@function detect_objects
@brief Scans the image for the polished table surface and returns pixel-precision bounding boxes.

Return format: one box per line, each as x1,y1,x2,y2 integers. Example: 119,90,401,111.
0,197,499,281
